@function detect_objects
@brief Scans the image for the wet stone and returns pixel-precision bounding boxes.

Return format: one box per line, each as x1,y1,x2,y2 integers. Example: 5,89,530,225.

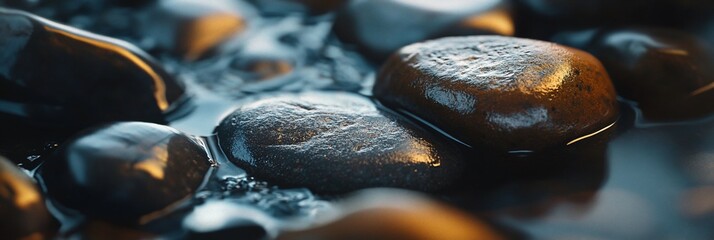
0,9,185,134
0,156,56,240
278,189,511,240
183,201,272,240
554,27,714,121
37,122,210,221
333,0,513,60
374,36,619,152
215,92,464,194
141,0,249,61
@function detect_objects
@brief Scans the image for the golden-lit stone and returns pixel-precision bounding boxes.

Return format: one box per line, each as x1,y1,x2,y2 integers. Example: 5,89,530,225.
278,189,508,240
0,156,55,240
148,0,248,61
179,13,244,61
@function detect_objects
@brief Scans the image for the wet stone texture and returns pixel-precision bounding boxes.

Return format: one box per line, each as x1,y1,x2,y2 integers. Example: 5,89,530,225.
374,36,619,152
334,0,514,60
0,156,56,240
38,122,210,221
0,9,185,132
554,27,714,121
215,92,464,194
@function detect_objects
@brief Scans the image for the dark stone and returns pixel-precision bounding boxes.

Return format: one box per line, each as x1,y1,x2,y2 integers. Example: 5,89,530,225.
555,27,714,121
37,122,210,221
517,0,714,25
514,0,714,40
374,36,619,152
141,0,249,61
183,201,270,240
215,92,464,194
0,155,56,240
0,9,185,133
0,0,151,22
333,0,513,61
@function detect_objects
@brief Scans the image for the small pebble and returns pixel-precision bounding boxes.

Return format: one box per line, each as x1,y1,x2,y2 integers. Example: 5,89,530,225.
374,36,619,152
38,122,210,221
215,92,464,193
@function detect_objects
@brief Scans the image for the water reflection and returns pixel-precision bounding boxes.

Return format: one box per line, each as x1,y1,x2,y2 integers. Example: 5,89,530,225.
448,127,609,217
492,104,714,239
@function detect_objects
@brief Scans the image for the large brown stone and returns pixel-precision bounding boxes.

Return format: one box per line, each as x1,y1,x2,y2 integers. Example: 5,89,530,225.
374,36,619,152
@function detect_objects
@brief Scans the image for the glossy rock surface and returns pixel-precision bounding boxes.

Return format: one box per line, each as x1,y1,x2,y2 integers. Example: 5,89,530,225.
334,0,513,60
0,9,185,132
279,189,509,240
0,156,55,240
38,122,210,220
215,92,464,193
374,36,619,152
555,27,714,121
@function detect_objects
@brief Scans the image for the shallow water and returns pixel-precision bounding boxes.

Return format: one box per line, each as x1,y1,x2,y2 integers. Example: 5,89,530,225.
4,1,714,239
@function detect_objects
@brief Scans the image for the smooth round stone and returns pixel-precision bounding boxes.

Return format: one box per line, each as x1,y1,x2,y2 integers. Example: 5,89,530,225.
38,122,210,221
143,0,249,61
555,28,714,121
183,201,272,240
333,0,513,60
0,156,56,240
215,92,464,193
374,36,619,152
278,189,510,240
0,9,185,133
